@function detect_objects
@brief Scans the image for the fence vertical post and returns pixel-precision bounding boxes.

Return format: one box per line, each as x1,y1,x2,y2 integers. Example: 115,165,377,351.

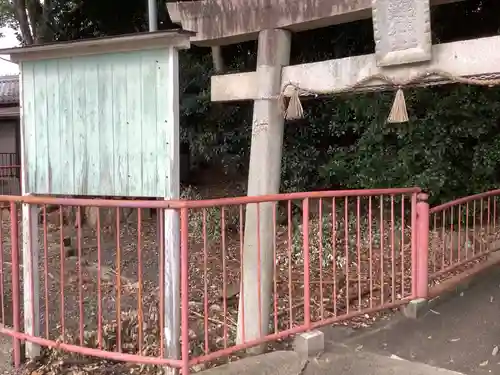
10,202,21,367
416,193,430,299
22,198,40,359
302,198,311,329
180,207,190,375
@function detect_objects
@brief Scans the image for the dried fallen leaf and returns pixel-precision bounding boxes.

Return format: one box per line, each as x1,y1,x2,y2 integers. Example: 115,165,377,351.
390,354,404,361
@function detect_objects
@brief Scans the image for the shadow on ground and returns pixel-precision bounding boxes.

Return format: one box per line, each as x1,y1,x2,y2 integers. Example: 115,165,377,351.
323,264,500,375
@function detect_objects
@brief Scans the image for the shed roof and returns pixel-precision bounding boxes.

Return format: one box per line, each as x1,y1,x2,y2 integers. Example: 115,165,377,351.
0,29,194,63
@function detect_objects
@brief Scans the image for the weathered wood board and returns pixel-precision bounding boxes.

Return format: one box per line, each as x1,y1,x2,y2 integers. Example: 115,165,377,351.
21,49,176,197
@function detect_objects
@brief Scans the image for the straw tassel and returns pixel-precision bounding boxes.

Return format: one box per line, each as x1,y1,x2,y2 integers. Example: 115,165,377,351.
278,93,287,116
387,88,409,124
284,88,304,120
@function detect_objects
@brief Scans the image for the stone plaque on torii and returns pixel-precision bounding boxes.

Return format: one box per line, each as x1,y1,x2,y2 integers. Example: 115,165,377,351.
168,0,500,352
373,0,432,66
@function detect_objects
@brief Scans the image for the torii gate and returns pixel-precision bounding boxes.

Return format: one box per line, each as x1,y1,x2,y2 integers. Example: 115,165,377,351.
168,0,500,352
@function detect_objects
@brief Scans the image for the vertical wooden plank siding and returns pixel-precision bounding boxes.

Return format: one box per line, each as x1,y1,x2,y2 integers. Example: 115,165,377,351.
21,49,173,197
84,58,100,194
142,51,159,197
72,58,87,195
20,63,36,192
125,54,142,197
45,60,62,194
33,63,48,192
97,63,114,191
111,55,129,196
155,52,169,198
57,58,75,193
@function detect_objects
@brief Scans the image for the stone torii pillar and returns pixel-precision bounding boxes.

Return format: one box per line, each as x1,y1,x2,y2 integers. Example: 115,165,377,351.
168,0,464,352
237,29,290,350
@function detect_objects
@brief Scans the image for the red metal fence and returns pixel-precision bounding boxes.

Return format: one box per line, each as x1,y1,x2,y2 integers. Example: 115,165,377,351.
428,189,500,292
0,186,487,374
178,187,422,371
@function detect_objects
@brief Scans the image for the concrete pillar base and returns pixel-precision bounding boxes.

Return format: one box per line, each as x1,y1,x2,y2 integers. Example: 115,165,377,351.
402,298,428,319
293,330,324,357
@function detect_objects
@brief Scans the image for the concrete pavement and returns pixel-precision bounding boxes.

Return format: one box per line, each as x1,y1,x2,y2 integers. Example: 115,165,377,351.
325,264,500,375
198,348,467,375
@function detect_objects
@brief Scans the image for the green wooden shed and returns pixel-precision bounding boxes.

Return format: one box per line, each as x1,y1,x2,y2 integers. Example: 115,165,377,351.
0,29,192,198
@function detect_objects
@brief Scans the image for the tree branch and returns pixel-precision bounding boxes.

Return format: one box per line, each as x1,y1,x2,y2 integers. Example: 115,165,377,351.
25,0,42,43
12,0,33,45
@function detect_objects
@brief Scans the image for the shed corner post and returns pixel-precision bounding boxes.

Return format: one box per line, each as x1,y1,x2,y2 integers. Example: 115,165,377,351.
19,64,41,360
21,199,40,359
163,45,181,375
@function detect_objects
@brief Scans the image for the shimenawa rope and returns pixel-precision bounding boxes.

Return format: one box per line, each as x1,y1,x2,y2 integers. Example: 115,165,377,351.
275,69,500,123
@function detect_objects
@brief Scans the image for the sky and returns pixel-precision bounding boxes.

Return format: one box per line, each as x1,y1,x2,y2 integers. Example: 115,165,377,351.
0,27,20,76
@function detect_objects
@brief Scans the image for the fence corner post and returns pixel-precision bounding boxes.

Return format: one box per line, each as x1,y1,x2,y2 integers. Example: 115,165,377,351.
302,198,311,329
416,193,430,299
9,201,22,367
21,198,40,360
179,207,190,375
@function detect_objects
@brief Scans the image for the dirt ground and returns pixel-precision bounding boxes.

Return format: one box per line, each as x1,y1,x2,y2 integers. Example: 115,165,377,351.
0,171,498,375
